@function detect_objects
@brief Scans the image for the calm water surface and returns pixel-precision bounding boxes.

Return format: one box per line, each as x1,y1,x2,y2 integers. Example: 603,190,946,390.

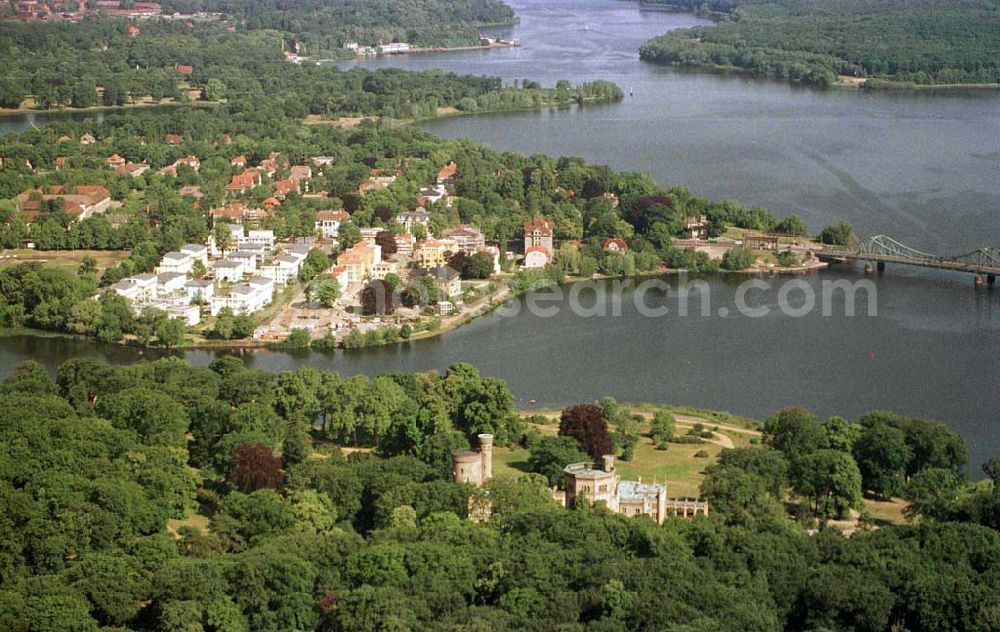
2,0,999,469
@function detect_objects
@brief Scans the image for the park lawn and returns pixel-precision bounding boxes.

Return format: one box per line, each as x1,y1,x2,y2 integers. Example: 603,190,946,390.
492,446,532,478
863,497,909,526
616,437,721,498
166,512,211,538
0,248,130,272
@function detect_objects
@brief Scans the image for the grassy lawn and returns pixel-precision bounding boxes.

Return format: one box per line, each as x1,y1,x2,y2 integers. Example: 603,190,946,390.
0,248,130,272
615,438,719,498
509,406,757,498
166,512,211,538
863,497,909,525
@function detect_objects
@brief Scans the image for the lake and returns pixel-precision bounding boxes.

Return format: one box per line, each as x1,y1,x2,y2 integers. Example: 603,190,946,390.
2,0,999,470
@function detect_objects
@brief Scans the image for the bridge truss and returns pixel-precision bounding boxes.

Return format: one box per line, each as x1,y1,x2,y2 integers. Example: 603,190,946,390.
826,235,1000,275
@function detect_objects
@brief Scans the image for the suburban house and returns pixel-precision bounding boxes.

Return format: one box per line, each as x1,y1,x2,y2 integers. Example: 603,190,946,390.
440,225,486,253
370,261,398,280
414,238,459,269
115,162,149,178
211,259,243,283
210,276,275,316
231,155,247,169
524,245,551,269
436,161,458,186
156,272,187,294
237,229,276,252
315,210,350,238
395,209,431,234
184,279,214,304
524,215,554,252
15,185,112,223
225,171,262,194
325,265,350,289
336,241,378,284
418,184,447,205
260,254,302,285
156,251,194,275
602,238,629,253
110,273,157,303
226,250,259,276
685,215,710,239
394,234,415,256
417,265,463,299
180,243,209,267
210,201,269,227
165,133,183,145
106,153,126,169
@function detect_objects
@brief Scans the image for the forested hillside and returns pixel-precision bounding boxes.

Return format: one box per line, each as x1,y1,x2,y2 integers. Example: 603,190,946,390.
0,358,998,630
639,0,1000,87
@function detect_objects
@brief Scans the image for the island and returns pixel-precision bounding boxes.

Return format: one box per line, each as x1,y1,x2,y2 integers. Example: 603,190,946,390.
638,0,1000,89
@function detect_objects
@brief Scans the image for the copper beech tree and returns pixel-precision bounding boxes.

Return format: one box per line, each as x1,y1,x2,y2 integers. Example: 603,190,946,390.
229,443,285,492
558,404,614,460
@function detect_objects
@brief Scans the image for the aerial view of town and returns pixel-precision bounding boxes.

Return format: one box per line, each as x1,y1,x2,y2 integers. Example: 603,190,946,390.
1,0,999,629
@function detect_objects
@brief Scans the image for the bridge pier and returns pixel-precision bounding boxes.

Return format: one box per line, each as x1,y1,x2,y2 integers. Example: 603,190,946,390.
864,262,873,274
989,274,996,287
975,275,984,289
876,261,886,273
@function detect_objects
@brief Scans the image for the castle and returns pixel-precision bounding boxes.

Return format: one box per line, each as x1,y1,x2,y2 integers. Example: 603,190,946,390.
452,433,493,486
452,438,708,524
554,455,708,524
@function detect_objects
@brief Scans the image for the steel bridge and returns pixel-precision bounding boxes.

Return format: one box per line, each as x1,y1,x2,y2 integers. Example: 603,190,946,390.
817,235,1000,284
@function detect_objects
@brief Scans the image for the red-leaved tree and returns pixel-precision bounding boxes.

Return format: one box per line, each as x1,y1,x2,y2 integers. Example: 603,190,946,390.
559,404,613,460
229,443,284,492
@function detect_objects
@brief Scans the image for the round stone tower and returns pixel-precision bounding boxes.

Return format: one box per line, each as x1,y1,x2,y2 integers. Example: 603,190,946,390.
452,448,483,485
478,433,493,482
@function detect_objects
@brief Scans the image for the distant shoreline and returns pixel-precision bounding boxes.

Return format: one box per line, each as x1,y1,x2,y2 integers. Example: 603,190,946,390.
0,100,221,118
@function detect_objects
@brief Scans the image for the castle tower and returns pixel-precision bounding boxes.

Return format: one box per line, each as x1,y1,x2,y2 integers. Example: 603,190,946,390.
478,434,493,482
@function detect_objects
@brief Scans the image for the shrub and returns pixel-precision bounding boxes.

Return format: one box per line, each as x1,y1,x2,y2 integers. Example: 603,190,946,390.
694,450,709,458
656,442,670,451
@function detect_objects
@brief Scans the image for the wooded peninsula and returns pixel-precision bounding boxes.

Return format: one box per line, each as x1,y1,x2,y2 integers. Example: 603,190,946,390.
638,0,1000,88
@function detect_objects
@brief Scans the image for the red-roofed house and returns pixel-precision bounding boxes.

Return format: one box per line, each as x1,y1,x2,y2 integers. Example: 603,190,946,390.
173,64,193,76
106,153,126,168
127,24,140,37
315,210,350,238
165,134,183,145
226,170,262,194
231,155,247,168
602,238,628,253
263,197,281,209
524,215,553,253
273,179,299,198
210,201,270,227
54,156,67,170
524,244,551,269
436,161,457,185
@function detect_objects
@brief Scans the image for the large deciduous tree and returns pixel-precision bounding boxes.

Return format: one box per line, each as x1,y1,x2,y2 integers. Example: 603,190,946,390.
558,404,613,460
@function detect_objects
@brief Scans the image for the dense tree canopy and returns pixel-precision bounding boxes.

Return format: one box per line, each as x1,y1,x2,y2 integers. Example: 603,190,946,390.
639,0,1000,87
0,358,998,630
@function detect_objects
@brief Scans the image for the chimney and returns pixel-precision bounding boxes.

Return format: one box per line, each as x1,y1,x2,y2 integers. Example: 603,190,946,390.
602,454,615,473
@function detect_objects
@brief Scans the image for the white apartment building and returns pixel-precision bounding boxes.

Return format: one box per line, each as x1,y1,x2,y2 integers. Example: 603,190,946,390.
156,251,194,275
211,260,243,283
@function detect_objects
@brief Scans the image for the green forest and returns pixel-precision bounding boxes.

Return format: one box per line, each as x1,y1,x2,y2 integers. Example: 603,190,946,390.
159,0,517,55
0,357,998,631
638,0,1000,87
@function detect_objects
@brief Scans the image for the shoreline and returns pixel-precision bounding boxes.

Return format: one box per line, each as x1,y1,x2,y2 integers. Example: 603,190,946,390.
303,94,624,129
0,100,221,119
641,60,1000,92
0,262,827,352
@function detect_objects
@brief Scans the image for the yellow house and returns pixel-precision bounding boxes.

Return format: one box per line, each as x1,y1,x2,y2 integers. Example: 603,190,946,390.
414,238,459,268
